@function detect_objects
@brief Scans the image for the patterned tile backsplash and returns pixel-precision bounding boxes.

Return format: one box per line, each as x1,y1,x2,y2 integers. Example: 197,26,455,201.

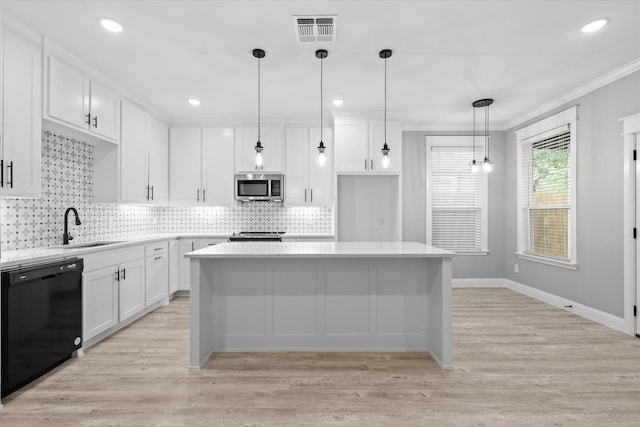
0,127,334,251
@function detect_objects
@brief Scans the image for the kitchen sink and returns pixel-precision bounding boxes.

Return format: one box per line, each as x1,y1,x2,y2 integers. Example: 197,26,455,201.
47,241,125,249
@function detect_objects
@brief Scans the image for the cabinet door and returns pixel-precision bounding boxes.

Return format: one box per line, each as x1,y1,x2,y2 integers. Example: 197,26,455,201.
46,56,89,129
120,100,148,203
83,266,119,341
169,128,202,204
308,127,333,205
202,128,235,205
178,239,197,290
369,121,401,173
146,253,168,306
285,128,309,205
335,119,368,172
118,258,145,322
237,126,283,172
147,116,169,204
89,81,120,141
1,31,41,198
168,239,179,294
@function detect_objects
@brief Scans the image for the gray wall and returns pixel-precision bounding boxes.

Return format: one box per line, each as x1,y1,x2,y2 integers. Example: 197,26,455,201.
402,130,506,279
504,71,640,318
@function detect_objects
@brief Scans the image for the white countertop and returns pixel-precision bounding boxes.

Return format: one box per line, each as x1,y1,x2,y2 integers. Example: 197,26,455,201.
185,241,455,259
0,233,336,268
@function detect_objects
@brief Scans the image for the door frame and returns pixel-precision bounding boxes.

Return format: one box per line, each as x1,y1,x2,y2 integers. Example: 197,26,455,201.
621,113,640,337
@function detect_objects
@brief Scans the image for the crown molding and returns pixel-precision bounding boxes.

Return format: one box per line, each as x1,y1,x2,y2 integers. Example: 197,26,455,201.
504,58,640,130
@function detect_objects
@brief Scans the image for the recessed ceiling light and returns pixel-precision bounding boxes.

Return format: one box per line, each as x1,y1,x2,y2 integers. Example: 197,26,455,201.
332,99,344,106
99,18,124,33
188,98,201,106
581,18,610,33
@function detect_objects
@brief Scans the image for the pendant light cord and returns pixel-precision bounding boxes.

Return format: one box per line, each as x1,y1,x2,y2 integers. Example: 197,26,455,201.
257,55,261,142
472,106,476,162
384,55,387,143
485,103,490,159
320,55,323,142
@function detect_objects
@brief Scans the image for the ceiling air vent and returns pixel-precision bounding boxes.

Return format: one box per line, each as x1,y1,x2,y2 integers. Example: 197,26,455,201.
293,15,337,43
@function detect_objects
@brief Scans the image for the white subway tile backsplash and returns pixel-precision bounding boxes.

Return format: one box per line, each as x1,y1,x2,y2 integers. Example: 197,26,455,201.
0,127,333,251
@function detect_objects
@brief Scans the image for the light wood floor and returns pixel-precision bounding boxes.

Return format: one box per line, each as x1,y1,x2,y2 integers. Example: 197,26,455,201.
1,288,640,426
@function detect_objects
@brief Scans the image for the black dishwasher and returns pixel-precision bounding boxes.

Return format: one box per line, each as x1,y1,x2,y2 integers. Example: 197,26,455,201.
1,258,83,398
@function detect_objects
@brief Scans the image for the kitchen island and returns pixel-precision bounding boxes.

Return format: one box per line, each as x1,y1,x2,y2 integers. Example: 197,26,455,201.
186,241,456,369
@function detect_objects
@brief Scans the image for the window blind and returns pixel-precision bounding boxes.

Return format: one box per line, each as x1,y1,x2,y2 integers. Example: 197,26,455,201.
430,146,486,251
520,130,571,260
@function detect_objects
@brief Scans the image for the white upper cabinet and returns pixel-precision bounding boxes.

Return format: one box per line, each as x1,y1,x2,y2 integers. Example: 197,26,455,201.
334,118,401,174
1,29,42,198
120,100,169,204
120,100,148,203
147,116,169,204
45,55,120,143
285,127,333,206
236,126,283,172
202,127,235,206
169,127,235,205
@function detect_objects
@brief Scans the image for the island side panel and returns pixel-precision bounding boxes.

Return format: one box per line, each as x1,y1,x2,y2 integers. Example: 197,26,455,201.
426,257,453,368
189,258,214,369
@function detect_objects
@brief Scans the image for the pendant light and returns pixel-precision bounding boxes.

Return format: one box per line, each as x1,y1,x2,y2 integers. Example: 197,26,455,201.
472,98,494,173
380,49,392,169
316,49,328,167
253,48,266,169
469,104,480,173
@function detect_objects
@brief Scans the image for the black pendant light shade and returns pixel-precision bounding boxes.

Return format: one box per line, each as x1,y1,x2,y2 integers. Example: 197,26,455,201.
253,49,266,169
316,49,328,166
380,49,392,169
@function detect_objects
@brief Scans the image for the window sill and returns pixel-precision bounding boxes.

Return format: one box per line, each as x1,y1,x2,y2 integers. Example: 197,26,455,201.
515,252,578,270
455,250,489,256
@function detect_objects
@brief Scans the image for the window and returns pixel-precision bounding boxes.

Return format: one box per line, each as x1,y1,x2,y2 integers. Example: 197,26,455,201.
516,106,577,268
426,136,488,253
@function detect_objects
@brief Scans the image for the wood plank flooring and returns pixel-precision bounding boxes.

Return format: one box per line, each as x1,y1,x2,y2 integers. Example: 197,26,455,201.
1,288,640,426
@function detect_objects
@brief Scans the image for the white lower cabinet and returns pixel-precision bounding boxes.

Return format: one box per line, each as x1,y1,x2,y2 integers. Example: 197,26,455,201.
168,239,179,295
83,265,119,340
178,238,227,290
118,258,145,322
82,245,146,344
145,241,168,306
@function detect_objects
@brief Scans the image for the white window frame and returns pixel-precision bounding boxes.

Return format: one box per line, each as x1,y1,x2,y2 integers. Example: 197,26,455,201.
425,136,489,255
515,106,578,269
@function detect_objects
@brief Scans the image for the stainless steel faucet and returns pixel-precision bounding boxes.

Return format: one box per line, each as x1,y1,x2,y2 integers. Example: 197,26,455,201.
63,207,82,245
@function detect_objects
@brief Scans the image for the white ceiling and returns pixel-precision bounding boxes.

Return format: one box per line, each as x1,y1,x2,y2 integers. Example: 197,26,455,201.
1,0,639,129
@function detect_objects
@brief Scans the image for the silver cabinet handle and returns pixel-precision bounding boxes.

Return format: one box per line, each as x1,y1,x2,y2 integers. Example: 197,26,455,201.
7,161,13,188
146,185,150,201
304,188,307,202
154,247,163,251
371,159,373,170
203,188,206,203
191,242,195,251
150,185,154,200
310,188,313,202
197,189,200,202
154,256,164,261
364,158,367,170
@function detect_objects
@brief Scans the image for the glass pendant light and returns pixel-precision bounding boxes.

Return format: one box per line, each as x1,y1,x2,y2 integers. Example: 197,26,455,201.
472,98,494,173
253,48,266,169
380,49,392,169
316,49,328,167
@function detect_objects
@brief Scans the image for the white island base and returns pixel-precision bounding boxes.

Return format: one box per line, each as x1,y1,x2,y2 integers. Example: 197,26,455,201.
187,242,455,369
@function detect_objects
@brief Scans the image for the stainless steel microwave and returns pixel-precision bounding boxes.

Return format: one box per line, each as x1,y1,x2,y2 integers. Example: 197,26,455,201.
235,173,284,202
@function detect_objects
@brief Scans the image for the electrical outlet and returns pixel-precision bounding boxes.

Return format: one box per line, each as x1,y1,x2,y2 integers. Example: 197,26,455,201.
514,264,519,273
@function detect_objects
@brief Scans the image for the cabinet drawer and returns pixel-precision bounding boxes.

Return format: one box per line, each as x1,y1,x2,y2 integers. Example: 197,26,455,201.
145,241,168,257
82,245,145,272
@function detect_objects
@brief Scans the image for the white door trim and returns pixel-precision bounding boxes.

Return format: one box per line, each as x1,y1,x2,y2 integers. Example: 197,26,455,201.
621,113,640,336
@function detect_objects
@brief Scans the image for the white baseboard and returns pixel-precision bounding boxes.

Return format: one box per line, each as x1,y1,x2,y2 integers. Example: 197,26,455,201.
452,278,507,288
453,277,627,335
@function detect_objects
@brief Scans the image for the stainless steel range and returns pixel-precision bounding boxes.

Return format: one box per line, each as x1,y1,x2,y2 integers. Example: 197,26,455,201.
228,232,284,242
